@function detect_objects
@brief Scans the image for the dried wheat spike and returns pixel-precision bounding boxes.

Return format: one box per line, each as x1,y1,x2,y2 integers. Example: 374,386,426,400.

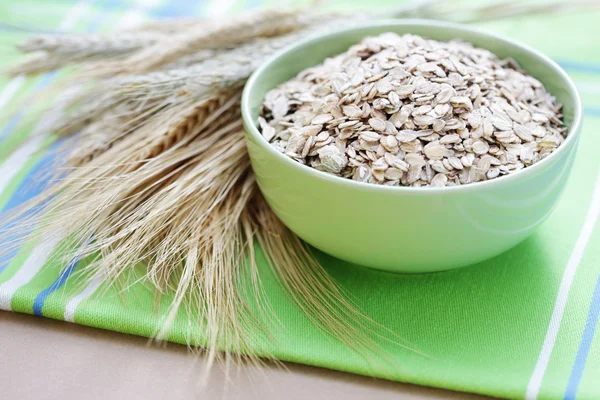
52,93,122,137
67,102,141,166
161,48,225,70
51,82,185,139
130,91,242,162
113,8,318,74
11,32,165,76
8,52,126,76
64,89,240,169
112,28,328,103
18,32,165,55
128,17,204,34
47,31,318,142
7,52,70,76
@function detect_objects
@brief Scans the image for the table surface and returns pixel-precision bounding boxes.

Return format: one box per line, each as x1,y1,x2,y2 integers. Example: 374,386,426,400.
0,311,493,400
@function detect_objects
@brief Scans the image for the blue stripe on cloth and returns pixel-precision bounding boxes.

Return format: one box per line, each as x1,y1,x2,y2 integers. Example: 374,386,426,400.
564,277,600,400
1,144,59,213
0,112,24,142
0,247,17,275
584,107,600,118
0,148,59,276
32,255,82,316
151,0,200,18
245,0,261,10
101,0,129,9
0,251,15,275
557,60,600,75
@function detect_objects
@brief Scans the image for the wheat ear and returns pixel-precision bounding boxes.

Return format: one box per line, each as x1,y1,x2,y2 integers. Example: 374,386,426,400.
161,48,226,70
98,8,327,75
18,32,164,55
8,32,165,75
129,17,204,34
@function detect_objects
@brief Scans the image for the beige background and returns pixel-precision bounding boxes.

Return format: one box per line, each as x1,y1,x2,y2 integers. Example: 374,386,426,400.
0,311,492,399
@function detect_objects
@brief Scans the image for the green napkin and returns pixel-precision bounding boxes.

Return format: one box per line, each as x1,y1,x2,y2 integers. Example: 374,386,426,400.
1,1,600,399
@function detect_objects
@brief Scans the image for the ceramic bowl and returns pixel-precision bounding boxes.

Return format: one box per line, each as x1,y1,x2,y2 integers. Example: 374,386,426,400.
241,20,582,273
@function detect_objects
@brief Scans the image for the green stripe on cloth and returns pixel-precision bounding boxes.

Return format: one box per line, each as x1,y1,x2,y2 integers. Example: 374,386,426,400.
1,1,600,399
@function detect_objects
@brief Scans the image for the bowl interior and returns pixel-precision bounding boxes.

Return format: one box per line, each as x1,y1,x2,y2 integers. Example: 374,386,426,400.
242,20,581,184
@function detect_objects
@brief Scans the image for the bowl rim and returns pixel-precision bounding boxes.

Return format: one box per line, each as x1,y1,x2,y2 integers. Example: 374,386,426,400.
241,19,583,195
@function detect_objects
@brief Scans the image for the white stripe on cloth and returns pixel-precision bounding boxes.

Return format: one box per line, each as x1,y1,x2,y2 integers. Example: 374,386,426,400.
136,0,163,7
0,1,93,112
526,169,600,400
0,135,45,194
0,233,64,311
120,9,147,28
576,82,600,94
116,1,157,30
57,0,94,31
64,272,104,322
0,76,25,112
206,0,235,17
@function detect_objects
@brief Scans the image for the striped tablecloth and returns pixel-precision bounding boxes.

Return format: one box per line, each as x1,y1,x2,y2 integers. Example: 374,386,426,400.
1,1,599,399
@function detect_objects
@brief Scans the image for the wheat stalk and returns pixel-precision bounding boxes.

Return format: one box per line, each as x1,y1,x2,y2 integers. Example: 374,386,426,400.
66,102,142,166
8,32,166,74
18,32,165,55
48,30,321,142
97,8,336,75
2,97,393,370
111,29,326,101
162,48,226,70
128,17,204,34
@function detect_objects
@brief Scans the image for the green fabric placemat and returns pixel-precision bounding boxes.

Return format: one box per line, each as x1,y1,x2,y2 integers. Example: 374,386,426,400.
1,1,600,399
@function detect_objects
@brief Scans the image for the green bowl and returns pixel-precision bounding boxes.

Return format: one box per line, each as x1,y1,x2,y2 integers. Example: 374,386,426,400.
241,20,583,273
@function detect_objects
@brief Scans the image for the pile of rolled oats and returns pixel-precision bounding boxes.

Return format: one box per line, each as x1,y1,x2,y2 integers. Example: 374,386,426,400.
258,33,567,187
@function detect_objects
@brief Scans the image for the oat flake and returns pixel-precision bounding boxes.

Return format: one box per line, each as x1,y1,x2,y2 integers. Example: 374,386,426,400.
259,33,567,187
